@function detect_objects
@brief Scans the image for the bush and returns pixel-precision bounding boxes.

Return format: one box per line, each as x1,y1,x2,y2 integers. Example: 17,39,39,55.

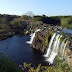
19,55,72,72
0,52,20,72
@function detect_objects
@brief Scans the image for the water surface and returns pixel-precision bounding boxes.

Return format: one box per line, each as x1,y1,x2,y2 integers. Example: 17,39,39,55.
0,35,47,66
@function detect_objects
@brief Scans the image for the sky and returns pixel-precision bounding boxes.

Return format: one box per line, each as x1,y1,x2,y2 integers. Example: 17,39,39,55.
0,0,72,16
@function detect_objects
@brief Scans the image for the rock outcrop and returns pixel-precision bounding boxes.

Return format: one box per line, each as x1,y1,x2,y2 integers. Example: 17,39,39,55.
30,29,72,68
31,30,53,53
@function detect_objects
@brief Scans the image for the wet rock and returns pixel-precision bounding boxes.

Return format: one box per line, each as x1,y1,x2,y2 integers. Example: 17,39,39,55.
30,30,49,54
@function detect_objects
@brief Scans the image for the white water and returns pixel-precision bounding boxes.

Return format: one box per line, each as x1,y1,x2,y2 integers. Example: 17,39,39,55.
26,29,68,64
26,29,40,44
43,33,56,57
44,33,68,64
62,40,68,54
45,34,60,64
60,39,66,52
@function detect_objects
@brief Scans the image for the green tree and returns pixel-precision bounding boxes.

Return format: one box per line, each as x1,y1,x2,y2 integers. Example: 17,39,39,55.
21,15,29,20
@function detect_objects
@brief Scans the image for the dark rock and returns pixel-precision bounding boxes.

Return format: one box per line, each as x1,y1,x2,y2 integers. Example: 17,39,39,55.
30,30,51,54
31,35,46,54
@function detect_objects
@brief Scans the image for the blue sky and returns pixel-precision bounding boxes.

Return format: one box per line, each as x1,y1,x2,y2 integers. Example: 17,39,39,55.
0,0,72,16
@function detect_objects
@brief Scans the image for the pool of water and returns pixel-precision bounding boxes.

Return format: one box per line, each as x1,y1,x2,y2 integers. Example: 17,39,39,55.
0,35,48,66
65,29,72,34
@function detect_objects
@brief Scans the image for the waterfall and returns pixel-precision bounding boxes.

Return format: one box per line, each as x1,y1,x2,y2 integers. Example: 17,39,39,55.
26,29,40,44
43,33,56,57
63,40,68,54
44,33,68,64
60,39,66,52
60,40,68,58
26,28,68,65
45,34,60,64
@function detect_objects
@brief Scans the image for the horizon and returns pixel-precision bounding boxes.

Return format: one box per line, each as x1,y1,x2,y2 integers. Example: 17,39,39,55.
0,13,72,17
0,0,72,16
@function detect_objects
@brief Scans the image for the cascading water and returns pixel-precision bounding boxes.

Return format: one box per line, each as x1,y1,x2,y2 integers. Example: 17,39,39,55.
43,33,56,57
45,34,61,64
44,33,68,64
63,40,68,54
26,29,40,44
60,40,68,58
26,29,68,65
60,39,66,52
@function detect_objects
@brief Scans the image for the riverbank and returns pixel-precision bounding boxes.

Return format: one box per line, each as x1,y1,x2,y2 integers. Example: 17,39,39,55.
0,14,72,40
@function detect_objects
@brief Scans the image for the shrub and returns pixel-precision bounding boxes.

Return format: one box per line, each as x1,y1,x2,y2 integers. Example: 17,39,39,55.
0,52,20,72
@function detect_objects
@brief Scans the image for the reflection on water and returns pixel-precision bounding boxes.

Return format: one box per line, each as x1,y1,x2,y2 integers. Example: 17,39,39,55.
0,35,47,66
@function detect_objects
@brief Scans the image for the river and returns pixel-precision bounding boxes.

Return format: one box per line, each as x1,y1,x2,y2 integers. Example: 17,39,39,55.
0,35,48,66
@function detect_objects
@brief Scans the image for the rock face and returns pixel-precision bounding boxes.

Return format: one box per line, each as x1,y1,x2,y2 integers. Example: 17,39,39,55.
31,37,46,53
64,38,72,68
30,30,72,68
65,48,72,68
31,30,50,53
31,29,54,54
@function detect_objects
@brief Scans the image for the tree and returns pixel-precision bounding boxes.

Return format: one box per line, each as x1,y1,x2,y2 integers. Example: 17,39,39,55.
21,15,29,20
25,11,34,17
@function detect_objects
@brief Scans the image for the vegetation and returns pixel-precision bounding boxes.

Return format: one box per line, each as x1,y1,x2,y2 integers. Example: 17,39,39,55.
1,50,72,72
46,34,51,46
0,52,21,72
32,15,72,29
21,15,30,20
0,14,72,40
18,55,72,72
60,17,72,29
0,14,72,72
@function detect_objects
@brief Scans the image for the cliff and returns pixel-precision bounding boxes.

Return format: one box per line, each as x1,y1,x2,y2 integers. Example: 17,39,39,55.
30,29,72,68
31,29,54,53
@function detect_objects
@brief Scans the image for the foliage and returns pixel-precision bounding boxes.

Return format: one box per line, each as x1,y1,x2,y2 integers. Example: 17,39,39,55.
19,61,72,72
0,51,72,72
0,14,72,40
25,11,34,17
0,52,20,72
32,15,61,25
56,55,72,72
46,34,52,46
0,29,6,33
66,36,70,40
60,37,64,43
60,17,72,29
21,15,30,20
60,32,65,35
18,55,72,72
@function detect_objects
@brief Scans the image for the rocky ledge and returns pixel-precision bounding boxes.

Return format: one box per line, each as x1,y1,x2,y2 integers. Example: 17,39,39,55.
31,29,54,53
30,29,72,68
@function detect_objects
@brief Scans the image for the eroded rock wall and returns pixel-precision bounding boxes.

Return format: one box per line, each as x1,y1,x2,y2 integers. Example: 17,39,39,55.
30,30,72,68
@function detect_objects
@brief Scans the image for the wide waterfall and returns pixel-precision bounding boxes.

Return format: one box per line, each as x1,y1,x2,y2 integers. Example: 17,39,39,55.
44,33,68,64
26,29,40,44
27,29,68,65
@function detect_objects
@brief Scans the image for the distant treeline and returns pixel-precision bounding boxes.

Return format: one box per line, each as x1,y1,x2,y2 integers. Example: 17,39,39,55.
0,14,72,35
32,15,72,28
